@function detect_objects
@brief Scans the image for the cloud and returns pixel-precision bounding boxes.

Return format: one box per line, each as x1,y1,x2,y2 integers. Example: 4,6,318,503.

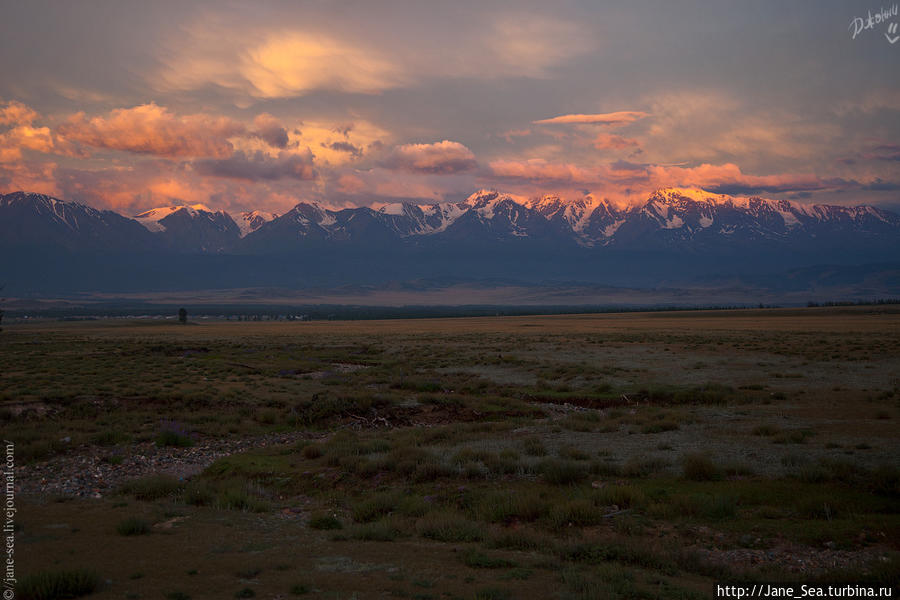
243,119,390,167
866,144,900,162
0,101,57,162
483,157,865,204
0,100,39,126
533,111,649,126
593,133,640,151
0,159,59,197
646,163,841,196
158,29,407,98
485,16,591,78
193,150,316,181
487,158,605,184
154,13,592,99
252,113,289,148
500,129,532,142
326,141,362,157
0,125,56,162
57,103,246,158
240,32,407,97
382,140,477,174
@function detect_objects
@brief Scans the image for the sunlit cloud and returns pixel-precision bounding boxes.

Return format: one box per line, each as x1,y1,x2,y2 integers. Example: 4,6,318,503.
57,103,246,158
0,100,39,126
487,158,604,185
154,13,592,100
483,158,862,205
500,129,532,142
0,101,70,163
1,4,898,214
0,159,59,197
242,32,408,97
382,140,477,174
0,125,55,162
156,27,408,98
533,111,649,126
592,133,640,151
230,120,392,168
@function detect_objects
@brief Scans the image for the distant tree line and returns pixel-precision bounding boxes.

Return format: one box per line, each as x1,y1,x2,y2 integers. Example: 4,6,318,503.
807,299,900,307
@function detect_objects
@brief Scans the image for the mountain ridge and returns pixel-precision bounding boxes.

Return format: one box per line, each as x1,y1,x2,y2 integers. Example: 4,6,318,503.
2,188,899,295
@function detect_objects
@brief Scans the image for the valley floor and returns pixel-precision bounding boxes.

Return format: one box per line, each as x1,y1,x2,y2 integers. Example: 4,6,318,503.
5,306,900,599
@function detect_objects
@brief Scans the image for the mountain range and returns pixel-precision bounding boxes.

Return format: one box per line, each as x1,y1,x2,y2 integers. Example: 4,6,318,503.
1,188,899,296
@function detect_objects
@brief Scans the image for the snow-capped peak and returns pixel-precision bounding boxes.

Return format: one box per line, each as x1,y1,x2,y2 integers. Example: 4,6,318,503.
133,204,219,232
464,189,502,207
237,210,278,237
650,187,733,205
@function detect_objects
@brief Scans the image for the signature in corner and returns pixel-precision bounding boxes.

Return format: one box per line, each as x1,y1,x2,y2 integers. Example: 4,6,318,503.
848,4,899,41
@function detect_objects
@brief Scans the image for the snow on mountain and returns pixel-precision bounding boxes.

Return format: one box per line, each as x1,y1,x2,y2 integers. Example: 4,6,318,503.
1,191,107,231
0,191,157,251
4,188,899,257
237,210,278,238
133,204,217,232
374,201,469,235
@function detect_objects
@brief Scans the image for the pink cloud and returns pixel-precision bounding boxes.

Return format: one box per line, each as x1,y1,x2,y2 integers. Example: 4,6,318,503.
500,128,532,142
646,163,833,195
533,111,649,126
593,133,640,151
57,103,247,158
484,158,855,204
383,140,477,174
0,100,39,126
487,158,604,184
0,160,60,197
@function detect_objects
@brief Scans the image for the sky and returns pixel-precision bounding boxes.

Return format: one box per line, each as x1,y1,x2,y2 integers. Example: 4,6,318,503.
0,0,898,216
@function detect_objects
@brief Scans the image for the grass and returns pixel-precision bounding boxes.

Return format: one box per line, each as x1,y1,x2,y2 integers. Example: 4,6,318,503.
16,569,100,600
461,549,518,569
347,517,408,541
119,474,183,500
539,459,589,485
681,453,721,481
7,309,900,599
416,512,484,542
116,516,151,536
308,513,343,530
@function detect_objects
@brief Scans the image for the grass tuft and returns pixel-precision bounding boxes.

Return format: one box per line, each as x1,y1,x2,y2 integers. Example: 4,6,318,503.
16,569,100,600
116,516,150,536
